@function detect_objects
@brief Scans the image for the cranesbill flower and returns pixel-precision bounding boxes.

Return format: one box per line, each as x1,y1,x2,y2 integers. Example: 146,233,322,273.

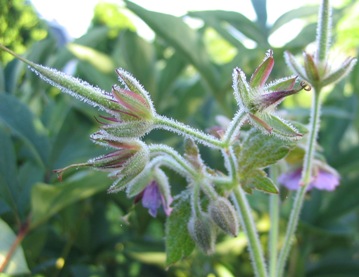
136,181,173,217
278,166,340,191
233,50,308,140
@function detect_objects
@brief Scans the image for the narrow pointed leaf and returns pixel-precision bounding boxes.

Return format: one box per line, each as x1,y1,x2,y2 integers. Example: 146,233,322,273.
303,52,320,83
260,114,303,140
250,50,274,87
322,57,357,87
284,51,308,81
125,1,222,103
266,76,297,91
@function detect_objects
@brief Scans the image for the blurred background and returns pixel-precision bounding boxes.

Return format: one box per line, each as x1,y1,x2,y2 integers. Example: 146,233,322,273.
0,0,358,276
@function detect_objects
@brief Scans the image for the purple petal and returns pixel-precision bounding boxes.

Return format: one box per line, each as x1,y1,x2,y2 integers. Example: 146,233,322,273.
142,181,162,217
278,168,302,190
161,194,173,216
311,169,340,191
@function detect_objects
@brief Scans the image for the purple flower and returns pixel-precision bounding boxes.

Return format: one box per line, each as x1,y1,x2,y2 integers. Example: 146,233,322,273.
138,181,173,217
278,167,340,191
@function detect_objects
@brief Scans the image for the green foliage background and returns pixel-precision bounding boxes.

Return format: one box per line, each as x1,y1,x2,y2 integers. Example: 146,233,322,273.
0,0,358,276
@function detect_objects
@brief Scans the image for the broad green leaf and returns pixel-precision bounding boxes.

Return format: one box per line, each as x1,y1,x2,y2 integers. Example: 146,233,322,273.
189,10,268,46
0,128,19,216
117,30,156,94
165,192,194,266
187,11,247,51
125,1,221,102
53,26,111,69
67,43,115,73
270,6,318,35
30,171,110,228
237,128,298,193
0,94,49,168
156,52,187,108
0,219,30,275
238,128,297,172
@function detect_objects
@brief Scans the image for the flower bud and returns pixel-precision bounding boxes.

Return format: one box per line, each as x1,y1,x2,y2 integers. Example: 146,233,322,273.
208,197,239,237
112,85,154,120
184,138,204,170
187,213,216,255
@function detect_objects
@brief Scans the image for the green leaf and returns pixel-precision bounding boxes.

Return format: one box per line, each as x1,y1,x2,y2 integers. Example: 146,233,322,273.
189,10,267,46
67,43,115,73
270,6,318,35
125,1,221,102
0,128,19,214
0,94,49,168
245,169,278,194
237,128,297,193
117,30,156,93
165,192,195,266
238,128,296,172
0,219,30,275
30,171,110,228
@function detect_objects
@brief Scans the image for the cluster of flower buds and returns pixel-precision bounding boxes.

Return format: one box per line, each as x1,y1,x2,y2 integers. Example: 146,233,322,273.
232,50,309,140
285,51,357,90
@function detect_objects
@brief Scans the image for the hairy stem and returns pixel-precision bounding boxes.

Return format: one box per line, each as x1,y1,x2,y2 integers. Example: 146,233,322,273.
149,144,198,178
222,110,247,146
316,0,331,61
155,115,223,148
232,187,268,277
277,90,321,277
268,166,279,277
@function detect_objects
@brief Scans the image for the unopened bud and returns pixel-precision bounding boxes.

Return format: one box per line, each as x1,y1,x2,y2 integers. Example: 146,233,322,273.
208,197,239,237
187,213,216,255
184,138,204,170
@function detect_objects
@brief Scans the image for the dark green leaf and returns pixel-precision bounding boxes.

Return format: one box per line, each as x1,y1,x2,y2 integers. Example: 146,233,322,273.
125,1,221,101
238,128,296,172
0,94,49,168
117,30,156,93
30,171,110,228
0,128,19,215
165,192,194,266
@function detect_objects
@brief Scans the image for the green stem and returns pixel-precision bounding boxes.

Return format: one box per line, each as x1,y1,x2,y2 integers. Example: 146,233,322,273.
222,110,247,146
149,144,198,178
268,166,279,277
155,115,223,148
232,187,268,277
277,90,321,277
316,0,331,61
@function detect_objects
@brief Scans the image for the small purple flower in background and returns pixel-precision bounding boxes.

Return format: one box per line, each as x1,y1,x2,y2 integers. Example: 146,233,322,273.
136,181,173,217
278,167,340,191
